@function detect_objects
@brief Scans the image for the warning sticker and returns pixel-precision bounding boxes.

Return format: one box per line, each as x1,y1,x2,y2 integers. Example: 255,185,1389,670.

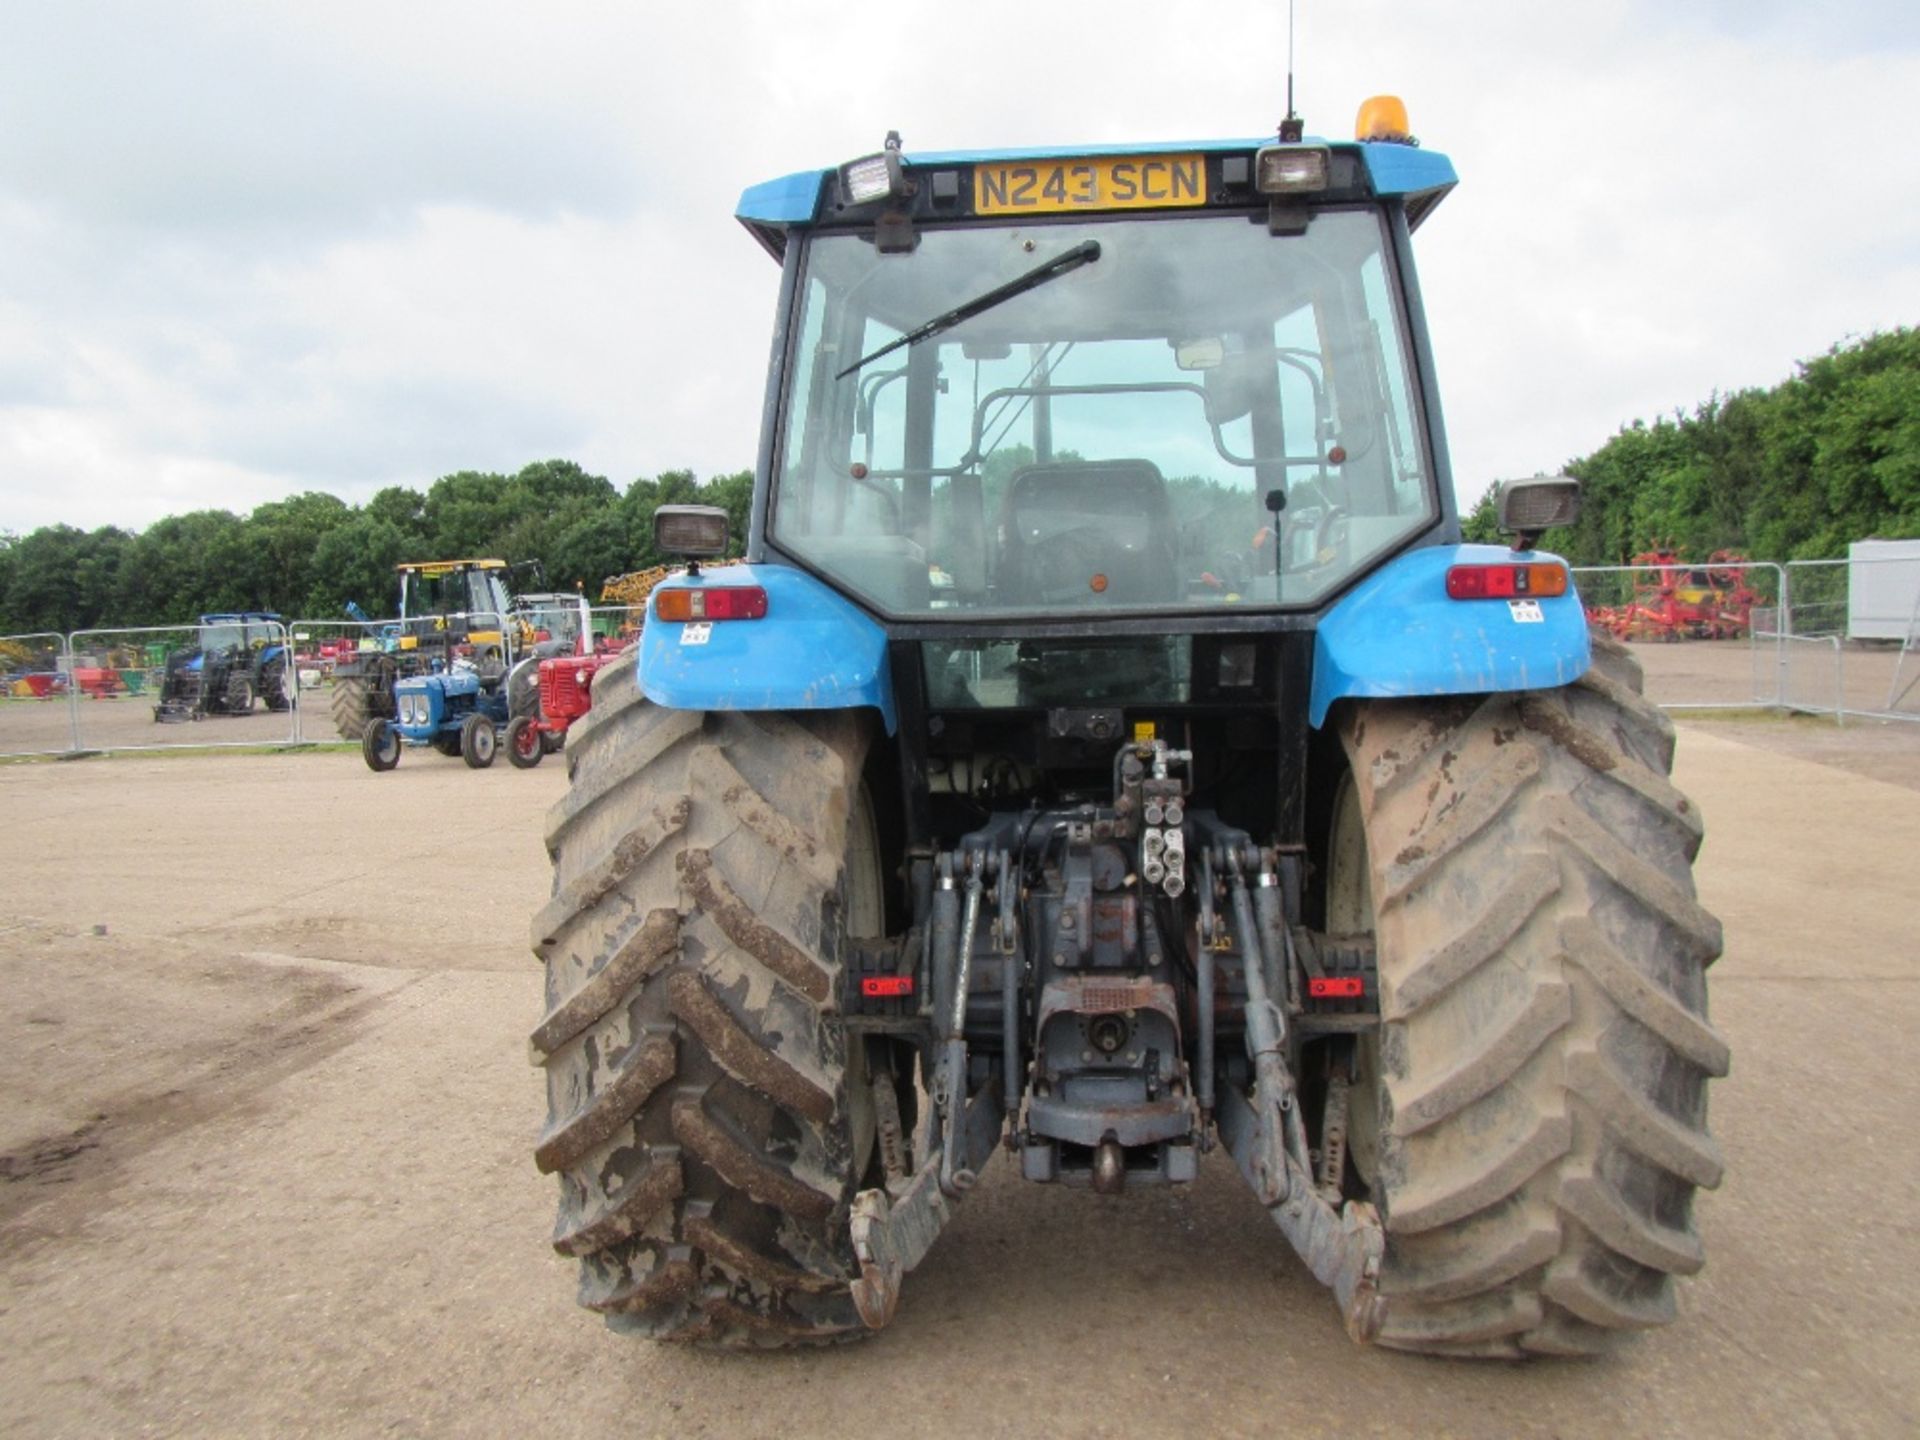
1508,600,1545,623
681,622,713,646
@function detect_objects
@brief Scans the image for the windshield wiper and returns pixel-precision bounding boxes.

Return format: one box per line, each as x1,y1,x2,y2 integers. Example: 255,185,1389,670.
834,239,1101,380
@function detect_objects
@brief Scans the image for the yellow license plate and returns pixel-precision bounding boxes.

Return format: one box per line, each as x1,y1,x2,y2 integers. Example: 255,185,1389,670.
973,154,1207,216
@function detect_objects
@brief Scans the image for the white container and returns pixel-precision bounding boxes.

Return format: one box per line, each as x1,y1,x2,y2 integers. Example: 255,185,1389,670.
1848,539,1920,641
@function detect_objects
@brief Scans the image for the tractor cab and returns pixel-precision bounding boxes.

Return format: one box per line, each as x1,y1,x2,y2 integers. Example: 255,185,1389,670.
395,559,519,659
763,142,1448,626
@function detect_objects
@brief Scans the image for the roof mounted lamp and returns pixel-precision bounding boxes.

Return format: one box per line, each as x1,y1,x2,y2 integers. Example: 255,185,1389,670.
1496,475,1582,552
837,130,910,207
1356,94,1419,146
654,504,730,576
837,131,917,252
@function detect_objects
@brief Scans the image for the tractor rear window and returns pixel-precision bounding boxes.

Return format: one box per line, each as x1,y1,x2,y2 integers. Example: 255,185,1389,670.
770,209,1438,616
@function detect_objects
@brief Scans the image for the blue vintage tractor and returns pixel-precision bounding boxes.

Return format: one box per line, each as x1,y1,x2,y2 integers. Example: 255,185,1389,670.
152,612,291,722
360,663,510,770
531,100,1726,1358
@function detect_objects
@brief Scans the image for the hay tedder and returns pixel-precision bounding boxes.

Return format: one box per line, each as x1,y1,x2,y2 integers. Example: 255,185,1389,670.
1585,546,1760,641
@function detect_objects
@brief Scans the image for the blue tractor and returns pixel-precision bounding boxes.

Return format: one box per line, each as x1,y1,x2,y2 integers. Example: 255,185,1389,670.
531,100,1726,1357
360,661,510,770
152,612,291,722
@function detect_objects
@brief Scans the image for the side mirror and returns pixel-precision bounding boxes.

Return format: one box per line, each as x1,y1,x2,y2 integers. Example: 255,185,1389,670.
1496,475,1581,550
653,504,730,560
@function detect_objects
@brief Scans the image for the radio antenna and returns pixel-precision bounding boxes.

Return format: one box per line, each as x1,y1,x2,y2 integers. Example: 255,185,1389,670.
1280,0,1304,141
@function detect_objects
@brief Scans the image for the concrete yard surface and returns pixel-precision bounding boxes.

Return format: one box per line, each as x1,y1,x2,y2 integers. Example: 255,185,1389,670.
0,725,1915,1438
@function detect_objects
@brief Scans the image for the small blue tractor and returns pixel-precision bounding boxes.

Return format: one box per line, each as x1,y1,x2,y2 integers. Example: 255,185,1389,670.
330,558,537,741
152,612,291,722
360,660,511,770
531,99,1726,1358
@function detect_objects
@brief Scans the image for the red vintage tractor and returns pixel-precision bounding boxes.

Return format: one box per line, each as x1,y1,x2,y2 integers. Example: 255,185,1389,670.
503,591,626,769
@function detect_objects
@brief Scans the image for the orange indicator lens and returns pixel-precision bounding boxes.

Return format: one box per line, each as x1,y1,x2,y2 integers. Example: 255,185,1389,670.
1444,563,1569,600
653,586,769,622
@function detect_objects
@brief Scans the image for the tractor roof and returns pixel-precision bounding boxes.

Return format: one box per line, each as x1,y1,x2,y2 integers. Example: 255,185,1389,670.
736,136,1456,259
396,559,507,573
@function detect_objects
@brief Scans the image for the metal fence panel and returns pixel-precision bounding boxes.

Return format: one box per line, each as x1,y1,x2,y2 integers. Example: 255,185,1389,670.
66,621,301,753
1572,563,1785,710
0,632,76,758
1780,559,1920,723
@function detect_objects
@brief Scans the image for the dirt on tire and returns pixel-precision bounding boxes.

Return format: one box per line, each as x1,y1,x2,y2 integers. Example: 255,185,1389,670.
530,648,879,1346
1337,633,1728,1357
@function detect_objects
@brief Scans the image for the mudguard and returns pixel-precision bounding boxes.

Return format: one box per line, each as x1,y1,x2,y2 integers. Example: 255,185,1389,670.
640,565,897,734
1309,544,1591,728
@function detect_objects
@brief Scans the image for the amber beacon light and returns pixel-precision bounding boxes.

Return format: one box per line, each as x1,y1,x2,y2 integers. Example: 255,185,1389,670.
1355,95,1412,143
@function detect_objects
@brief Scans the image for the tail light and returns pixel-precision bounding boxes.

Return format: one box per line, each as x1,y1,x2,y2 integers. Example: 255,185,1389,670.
1445,563,1569,600
653,586,769,622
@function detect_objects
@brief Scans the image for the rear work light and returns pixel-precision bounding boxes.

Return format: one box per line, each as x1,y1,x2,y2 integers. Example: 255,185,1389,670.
1253,144,1331,194
1445,563,1570,600
653,586,769,622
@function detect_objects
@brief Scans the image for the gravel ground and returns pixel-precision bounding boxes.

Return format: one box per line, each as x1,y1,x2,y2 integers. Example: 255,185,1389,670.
0,720,1915,1439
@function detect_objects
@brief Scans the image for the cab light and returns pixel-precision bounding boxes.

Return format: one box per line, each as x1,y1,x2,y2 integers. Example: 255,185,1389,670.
1254,144,1330,193
1445,563,1570,600
653,586,769,622
838,131,908,206
1356,94,1413,143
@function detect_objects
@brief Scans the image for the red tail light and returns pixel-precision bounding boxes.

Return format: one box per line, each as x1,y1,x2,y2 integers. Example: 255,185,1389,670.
653,586,769,622
1309,977,1365,999
1445,562,1569,600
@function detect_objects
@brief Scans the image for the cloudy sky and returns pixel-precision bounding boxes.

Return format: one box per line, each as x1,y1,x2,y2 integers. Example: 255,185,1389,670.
3,0,1916,534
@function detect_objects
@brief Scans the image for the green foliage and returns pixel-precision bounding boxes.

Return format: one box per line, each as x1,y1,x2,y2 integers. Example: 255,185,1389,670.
1538,329,1920,565
0,464,753,633
8,328,1915,632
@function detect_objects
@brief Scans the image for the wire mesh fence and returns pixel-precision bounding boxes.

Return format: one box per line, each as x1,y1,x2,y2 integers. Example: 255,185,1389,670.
1571,563,1786,711
10,553,1918,755
1566,557,1920,723
64,621,301,753
0,632,76,758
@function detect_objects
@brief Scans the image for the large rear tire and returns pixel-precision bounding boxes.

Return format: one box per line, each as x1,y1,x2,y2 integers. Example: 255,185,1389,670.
330,658,395,741
260,656,291,712
531,648,882,1346
1333,634,1728,1357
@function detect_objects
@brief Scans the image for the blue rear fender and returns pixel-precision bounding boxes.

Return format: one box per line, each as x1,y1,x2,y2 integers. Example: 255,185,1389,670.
1309,544,1592,727
639,565,896,734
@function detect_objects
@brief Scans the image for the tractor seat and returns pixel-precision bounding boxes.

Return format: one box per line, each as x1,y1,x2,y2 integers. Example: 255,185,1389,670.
995,459,1178,608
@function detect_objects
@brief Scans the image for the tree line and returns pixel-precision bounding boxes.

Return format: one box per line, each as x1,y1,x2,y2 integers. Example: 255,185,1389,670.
0,462,752,635
1464,328,1920,562
6,328,1915,634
